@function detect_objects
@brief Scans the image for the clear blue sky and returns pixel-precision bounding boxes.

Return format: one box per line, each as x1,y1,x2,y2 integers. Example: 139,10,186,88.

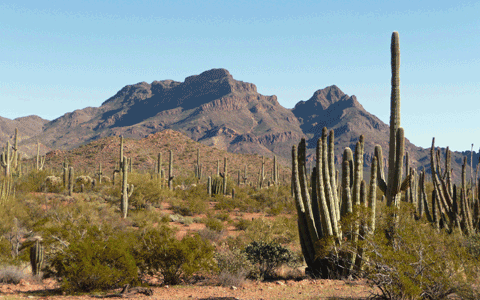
1,0,479,152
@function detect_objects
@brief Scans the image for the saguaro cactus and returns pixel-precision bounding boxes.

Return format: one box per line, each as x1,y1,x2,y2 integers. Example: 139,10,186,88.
121,156,134,219
194,148,203,180
220,157,228,195
36,142,45,171
68,166,74,196
13,128,18,170
30,239,44,276
168,150,174,190
1,141,13,177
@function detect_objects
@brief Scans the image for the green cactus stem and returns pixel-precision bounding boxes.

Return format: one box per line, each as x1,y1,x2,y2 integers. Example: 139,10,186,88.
30,239,44,276
207,176,212,196
13,128,18,170
121,156,134,219
168,150,174,190
68,166,74,196
1,141,13,177
292,128,377,278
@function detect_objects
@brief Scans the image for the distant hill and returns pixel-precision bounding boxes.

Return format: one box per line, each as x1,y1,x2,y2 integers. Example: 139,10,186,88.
0,115,49,157
44,129,290,185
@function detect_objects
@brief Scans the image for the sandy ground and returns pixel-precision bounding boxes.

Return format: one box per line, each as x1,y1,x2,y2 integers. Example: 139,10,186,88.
0,277,375,300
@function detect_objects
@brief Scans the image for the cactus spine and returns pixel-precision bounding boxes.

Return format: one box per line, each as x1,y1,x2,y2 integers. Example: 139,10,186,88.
30,239,44,276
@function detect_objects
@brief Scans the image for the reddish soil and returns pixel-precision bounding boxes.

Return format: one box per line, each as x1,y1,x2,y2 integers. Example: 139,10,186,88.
0,277,375,299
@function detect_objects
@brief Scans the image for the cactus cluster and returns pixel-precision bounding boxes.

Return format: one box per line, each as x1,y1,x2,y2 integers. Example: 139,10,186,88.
427,140,480,235
292,129,378,278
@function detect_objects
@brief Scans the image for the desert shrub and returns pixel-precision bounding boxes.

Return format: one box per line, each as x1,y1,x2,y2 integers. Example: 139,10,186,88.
198,228,225,243
50,226,138,292
170,189,208,216
0,265,27,284
364,204,480,300
204,217,225,232
129,209,164,228
215,244,253,286
134,227,216,285
214,212,231,222
235,218,252,231
127,173,170,207
244,217,298,245
244,241,298,280
15,170,51,193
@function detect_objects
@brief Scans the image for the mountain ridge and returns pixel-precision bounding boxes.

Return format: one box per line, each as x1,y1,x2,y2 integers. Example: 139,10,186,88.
0,68,475,178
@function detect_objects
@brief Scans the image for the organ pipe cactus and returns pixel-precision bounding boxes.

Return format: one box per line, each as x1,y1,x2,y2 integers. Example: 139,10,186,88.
373,31,408,242
292,131,377,278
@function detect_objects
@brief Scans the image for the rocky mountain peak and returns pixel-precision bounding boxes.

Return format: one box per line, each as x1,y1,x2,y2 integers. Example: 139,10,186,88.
309,85,346,109
184,68,232,84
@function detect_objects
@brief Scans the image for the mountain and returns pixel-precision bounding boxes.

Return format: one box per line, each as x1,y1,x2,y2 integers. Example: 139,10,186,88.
291,85,469,179
34,69,304,162
1,68,475,181
0,115,49,156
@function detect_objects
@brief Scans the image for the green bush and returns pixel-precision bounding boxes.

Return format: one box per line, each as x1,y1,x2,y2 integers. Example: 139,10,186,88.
204,217,225,232
364,204,480,299
243,241,297,280
134,226,216,285
50,226,138,292
215,244,253,286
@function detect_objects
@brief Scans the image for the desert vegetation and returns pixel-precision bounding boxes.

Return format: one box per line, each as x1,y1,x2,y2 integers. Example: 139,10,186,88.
1,31,480,300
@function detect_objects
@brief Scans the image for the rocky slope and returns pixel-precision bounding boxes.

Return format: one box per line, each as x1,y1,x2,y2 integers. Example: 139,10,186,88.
33,69,303,162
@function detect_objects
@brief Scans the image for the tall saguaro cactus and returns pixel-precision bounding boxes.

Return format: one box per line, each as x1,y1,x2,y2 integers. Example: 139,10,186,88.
219,157,228,195
68,166,74,196
168,150,174,190
13,128,18,170
121,156,134,219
